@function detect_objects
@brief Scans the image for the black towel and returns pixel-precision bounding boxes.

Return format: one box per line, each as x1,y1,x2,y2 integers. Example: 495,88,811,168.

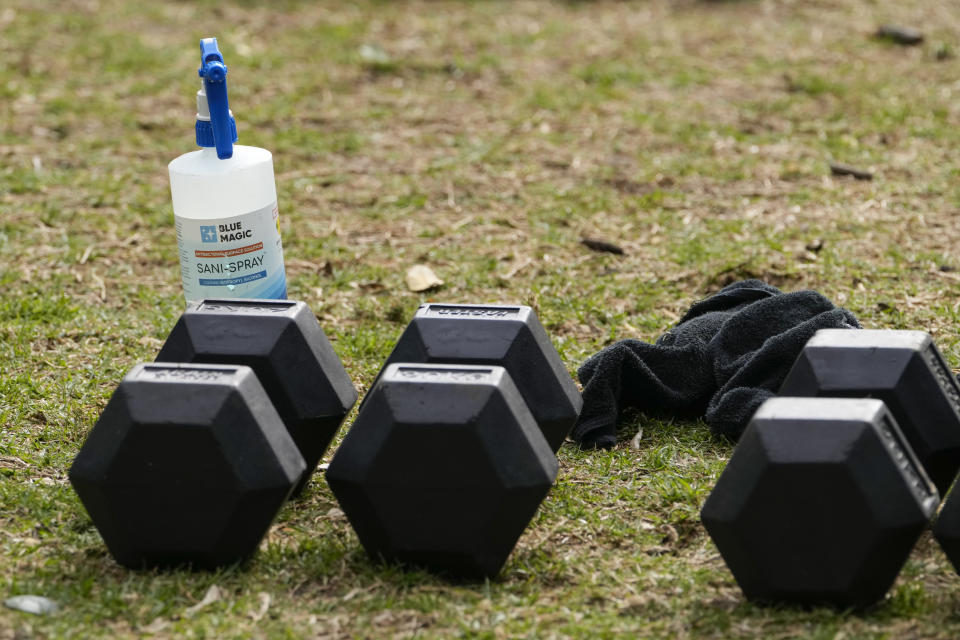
573,280,861,449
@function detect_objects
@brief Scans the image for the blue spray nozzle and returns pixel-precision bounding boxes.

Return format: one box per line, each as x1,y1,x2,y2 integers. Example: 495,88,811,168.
196,37,237,159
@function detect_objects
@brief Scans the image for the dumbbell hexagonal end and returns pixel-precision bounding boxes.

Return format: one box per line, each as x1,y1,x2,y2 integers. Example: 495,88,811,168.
327,363,558,579
701,397,938,608
780,328,960,494
378,303,582,452
156,299,358,495
68,363,305,570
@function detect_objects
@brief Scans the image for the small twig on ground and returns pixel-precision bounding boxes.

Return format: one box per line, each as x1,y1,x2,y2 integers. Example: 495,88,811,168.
451,215,473,230
248,592,271,622
500,256,533,280
184,585,222,617
90,271,106,301
0,456,29,469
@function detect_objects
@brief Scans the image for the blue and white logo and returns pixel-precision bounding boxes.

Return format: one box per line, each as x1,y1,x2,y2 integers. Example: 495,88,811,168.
200,225,218,243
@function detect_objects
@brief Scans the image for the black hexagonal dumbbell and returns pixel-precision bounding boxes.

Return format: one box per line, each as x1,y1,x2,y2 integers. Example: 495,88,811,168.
155,299,357,496
370,303,582,453
780,328,960,494
701,397,939,608
69,363,305,570
327,363,558,579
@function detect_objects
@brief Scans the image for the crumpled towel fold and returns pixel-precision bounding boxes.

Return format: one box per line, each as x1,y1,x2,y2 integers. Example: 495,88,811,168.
573,280,861,449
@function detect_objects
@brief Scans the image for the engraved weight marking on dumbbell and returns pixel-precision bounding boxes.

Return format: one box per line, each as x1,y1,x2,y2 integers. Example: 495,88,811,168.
138,366,236,382
425,305,520,318
396,367,493,382
199,300,297,314
878,414,934,500
924,345,960,416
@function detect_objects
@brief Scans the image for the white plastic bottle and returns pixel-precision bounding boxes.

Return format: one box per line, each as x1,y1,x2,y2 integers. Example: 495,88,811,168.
168,37,286,302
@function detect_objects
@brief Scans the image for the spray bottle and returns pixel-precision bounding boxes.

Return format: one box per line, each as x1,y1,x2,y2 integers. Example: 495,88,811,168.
168,37,287,302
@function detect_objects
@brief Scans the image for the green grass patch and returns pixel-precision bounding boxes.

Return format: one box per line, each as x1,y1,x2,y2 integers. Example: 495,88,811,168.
4,0,960,637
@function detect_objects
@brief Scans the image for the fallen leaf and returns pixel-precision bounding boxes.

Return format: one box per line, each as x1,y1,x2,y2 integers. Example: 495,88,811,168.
829,162,873,181
874,25,924,46
359,43,390,64
581,238,625,255
405,265,443,292
4,595,58,616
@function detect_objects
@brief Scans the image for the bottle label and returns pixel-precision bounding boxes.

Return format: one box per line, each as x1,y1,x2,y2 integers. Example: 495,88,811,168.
175,202,287,302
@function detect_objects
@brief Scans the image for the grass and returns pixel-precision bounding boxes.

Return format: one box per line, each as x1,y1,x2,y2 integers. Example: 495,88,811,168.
3,0,960,637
